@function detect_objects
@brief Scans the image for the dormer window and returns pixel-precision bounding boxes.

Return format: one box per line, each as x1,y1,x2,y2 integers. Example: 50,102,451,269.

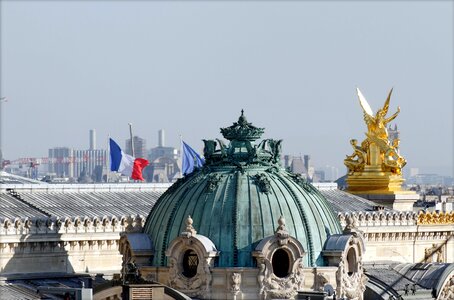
182,249,199,278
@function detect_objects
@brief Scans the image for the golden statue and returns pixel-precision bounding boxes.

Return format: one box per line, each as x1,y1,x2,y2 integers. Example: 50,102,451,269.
344,139,367,174
358,88,400,150
383,138,407,175
345,88,408,194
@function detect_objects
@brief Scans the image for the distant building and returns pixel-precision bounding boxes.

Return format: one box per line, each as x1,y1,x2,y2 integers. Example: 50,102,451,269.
408,173,452,186
72,149,106,181
146,129,180,182
284,155,306,173
290,156,306,174
388,124,399,142
48,130,107,181
125,136,147,159
313,169,325,182
410,167,419,177
48,147,73,178
283,154,317,181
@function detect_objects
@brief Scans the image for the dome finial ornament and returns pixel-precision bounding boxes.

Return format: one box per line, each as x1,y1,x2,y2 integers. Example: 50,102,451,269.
275,216,289,243
220,110,264,141
238,109,247,125
181,215,197,237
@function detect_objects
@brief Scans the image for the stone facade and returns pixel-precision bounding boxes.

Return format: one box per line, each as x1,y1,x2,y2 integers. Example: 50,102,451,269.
0,215,145,276
122,216,367,300
338,211,454,264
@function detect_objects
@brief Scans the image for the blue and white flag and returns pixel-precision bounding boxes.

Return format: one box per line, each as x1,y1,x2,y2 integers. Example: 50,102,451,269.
182,141,205,175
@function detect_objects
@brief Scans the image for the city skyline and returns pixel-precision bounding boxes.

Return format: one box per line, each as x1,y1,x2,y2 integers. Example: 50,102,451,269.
1,1,452,176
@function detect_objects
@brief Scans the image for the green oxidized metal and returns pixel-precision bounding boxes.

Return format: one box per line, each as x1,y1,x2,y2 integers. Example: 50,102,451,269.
144,111,342,268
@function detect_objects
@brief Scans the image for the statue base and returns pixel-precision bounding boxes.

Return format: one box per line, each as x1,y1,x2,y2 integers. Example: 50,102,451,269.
346,167,418,211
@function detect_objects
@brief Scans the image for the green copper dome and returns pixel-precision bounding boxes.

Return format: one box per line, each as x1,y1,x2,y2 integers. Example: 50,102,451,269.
144,112,342,268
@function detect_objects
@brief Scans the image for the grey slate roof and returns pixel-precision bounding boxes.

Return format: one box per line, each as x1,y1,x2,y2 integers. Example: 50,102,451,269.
365,262,453,297
1,182,386,220
320,189,388,213
0,185,169,220
0,192,49,219
20,191,162,218
2,273,100,300
0,282,41,300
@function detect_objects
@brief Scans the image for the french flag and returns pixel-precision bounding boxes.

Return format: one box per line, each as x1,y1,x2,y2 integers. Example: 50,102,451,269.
109,138,149,181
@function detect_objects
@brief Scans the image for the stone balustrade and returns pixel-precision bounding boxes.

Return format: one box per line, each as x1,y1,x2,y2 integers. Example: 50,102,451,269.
0,214,146,236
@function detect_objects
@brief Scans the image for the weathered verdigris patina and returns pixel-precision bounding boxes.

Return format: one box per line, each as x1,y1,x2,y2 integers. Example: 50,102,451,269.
144,111,342,268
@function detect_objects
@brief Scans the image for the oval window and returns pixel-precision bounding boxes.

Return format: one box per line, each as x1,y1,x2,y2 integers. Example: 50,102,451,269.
272,248,290,278
182,250,199,278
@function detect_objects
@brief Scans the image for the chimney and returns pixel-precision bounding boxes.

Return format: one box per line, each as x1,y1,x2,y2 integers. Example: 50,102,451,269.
89,129,96,150
158,129,165,147
303,155,311,173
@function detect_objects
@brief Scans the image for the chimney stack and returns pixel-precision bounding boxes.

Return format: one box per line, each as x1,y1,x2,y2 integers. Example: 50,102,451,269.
89,129,96,150
158,129,165,147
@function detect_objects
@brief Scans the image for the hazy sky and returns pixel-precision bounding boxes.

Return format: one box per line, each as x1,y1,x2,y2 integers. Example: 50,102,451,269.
1,1,453,176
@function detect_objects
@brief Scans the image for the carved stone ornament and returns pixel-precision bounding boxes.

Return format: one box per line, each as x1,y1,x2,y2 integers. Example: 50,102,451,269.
424,243,445,263
253,217,306,300
275,216,290,245
255,257,305,300
165,222,218,299
343,213,363,235
438,274,454,300
335,247,367,300
230,272,241,296
181,215,197,237
316,272,330,292
253,173,272,194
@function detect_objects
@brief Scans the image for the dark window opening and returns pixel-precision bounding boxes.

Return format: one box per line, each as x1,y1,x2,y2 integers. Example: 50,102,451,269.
347,247,357,276
272,248,290,278
182,250,199,278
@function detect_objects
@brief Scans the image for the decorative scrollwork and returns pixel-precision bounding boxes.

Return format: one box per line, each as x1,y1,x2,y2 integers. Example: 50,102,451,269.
418,211,454,225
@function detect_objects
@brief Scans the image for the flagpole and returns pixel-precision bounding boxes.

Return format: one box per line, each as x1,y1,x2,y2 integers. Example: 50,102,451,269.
128,123,135,157
179,134,183,178
106,134,110,183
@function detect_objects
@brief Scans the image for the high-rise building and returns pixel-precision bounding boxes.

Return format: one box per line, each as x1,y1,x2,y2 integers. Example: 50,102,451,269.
146,129,180,182
47,131,107,181
303,154,311,174
72,149,106,181
125,136,147,159
48,147,73,178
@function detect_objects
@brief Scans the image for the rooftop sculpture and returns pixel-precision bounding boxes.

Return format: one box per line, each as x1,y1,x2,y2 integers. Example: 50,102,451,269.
345,88,407,194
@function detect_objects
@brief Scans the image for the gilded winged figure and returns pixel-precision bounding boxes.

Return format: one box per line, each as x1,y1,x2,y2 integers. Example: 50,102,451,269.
357,88,400,151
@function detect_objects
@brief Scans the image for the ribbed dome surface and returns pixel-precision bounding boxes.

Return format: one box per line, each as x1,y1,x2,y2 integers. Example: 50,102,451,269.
144,112,342,268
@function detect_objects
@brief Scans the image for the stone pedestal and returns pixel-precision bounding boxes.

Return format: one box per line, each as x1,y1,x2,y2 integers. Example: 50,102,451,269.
353,192,419,211
346,166,405,194
346,166,418,211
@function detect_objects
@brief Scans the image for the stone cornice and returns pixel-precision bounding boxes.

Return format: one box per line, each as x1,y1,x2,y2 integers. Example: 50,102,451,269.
337,212,454,242
338,211,419,227
0,215,146,236
338,211,454,227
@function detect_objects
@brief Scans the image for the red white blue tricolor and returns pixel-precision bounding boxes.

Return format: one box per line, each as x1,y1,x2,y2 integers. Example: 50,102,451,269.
109,138,149,181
